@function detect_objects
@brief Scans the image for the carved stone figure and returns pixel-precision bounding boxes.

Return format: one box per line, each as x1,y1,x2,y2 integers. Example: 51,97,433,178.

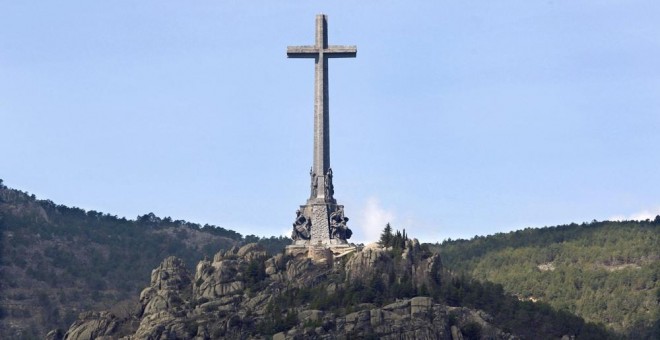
329,206,351,240
310,168,317,198
291,210,311,240
325,168,334,199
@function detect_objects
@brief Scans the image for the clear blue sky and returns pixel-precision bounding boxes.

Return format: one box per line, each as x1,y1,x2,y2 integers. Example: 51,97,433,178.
2,1,659,243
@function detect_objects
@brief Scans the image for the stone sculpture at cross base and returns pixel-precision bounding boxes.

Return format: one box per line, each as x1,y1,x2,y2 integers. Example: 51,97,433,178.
286,14,356,255
290,168,352,246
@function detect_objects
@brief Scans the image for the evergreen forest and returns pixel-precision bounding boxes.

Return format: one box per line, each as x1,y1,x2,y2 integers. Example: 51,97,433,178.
431,220,660,338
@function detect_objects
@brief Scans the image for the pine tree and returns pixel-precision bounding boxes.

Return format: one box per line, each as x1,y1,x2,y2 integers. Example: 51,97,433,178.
393,230,403,249
379,223,393,247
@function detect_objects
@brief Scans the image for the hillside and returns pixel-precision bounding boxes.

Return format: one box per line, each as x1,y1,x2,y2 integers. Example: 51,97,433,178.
56,241,613,339
0,179,646,339
433,220,660,338
0,181,290,339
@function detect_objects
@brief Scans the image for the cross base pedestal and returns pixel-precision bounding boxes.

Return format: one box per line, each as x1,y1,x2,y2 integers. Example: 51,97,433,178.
290,199,352,246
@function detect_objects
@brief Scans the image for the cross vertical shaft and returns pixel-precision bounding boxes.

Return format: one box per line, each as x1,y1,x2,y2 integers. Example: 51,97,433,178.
315,15,330,180
288,14,356,200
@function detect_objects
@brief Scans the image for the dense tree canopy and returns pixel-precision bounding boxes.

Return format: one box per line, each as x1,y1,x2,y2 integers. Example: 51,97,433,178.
431,220,660,338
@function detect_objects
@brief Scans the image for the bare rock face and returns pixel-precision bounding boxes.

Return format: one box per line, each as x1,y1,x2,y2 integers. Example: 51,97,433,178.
192,243,267,300
286,257,314,281
412,252,443,288
150,256,191,291
345,239,443,294
140,256,191,316
276,297,513,340
345,247,392,282
265,253,285,277
236,242,267,262
63,312,120,340
194,258,244,299
131,311,193,340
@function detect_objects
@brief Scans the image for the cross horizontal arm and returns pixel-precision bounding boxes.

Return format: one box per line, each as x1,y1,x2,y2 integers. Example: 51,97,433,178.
325,45,357,58
287,46,319,58
287,45,357,58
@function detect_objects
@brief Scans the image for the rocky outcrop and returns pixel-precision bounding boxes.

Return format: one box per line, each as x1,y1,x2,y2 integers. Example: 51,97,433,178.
194,258,244,299
345,239,443,293
60,242,516,339
273,296,513,340
140,256,191,315
345,247,393,282
265,253,285,277
236,243,267,261
131,311,195,340
63,311,120,340
192,243,267,300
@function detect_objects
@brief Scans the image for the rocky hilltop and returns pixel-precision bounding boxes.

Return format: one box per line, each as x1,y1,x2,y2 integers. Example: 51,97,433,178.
56,241,520,339
0,183,289,339
2,182,615,339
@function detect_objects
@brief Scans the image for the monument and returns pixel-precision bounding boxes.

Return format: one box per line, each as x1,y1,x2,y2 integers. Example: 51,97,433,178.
287,14,356,248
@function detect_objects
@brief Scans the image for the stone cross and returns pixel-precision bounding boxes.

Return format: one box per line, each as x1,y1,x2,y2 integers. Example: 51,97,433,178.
287,14,356,247
287,14,357,201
